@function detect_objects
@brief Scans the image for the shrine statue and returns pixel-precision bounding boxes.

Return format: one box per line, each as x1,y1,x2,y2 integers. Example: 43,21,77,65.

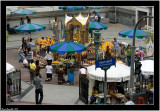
73,29,81,43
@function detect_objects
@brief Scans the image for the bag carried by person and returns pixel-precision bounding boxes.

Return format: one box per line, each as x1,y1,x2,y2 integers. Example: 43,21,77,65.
64,75,69,82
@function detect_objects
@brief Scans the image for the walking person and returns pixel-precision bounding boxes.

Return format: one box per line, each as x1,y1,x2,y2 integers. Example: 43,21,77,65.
26,47,33,69
33,72,43,105
57,65,65,84
125,45,132,67
30,59,36,84
20,17,24,26
45,61,53,82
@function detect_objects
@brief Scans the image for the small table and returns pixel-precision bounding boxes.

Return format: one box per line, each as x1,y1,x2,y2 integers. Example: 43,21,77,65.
112,93,125,98
94,93,111,104
112,93,125,104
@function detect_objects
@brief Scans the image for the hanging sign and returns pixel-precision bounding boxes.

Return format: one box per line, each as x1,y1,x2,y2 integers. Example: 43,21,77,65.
96,58,115,68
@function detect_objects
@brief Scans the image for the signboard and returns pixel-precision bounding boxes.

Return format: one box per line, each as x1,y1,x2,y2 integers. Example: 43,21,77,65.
146,38,154,56
96,58,115,68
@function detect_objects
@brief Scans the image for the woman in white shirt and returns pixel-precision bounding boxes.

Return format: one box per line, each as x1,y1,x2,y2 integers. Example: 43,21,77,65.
45,46,53,65
45,61,53,82
125,95,135,105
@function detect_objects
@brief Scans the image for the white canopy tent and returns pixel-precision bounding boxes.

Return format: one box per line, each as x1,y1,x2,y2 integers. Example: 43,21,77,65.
140,60,154,76
87,63,130,82
6,63,15,74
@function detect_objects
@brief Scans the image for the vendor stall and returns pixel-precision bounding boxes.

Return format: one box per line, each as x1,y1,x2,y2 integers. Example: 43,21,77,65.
87,62,130,104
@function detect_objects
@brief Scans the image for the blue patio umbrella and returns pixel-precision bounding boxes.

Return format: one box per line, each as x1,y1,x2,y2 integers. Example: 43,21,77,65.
14,23,46,33
59,6,84,11
89,21,108,30
89,21,108,38
85,6,107,9
119,29,149,39
50,42,86,55
10,8,36,16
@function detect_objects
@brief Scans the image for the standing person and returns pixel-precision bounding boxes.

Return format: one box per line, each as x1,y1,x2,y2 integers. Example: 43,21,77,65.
124,95,135,105
93,11,102,23
105,46,111,59
33,72,43,105
79,66,87,78
45,61,53,82
22,37,27,53
45,46,53,65
18,47,25,63
119,45,126,63
26,16,31,35
35,60,41,78
20,17,24,26
26,16,31,23
125,45,132,67
115,83,125,94
67,67,75,84
57,65,65,84
27,38,36,50
27,47,33,69
7,78,13,100
58,18,63,40
53,17,58,43
113,38,120,57
30,59,36,84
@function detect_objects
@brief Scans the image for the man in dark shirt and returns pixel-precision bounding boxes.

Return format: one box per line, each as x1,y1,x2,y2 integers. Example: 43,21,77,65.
115,83,125,94
93,11,101,23
33,72,43,105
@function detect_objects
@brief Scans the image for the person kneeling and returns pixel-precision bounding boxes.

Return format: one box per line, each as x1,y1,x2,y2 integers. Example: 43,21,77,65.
67,68,75,85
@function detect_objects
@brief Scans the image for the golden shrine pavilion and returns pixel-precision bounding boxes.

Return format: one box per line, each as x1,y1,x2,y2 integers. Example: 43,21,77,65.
65,12,90,45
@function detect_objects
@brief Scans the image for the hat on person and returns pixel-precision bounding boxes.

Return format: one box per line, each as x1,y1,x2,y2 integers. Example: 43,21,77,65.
46,36,49,38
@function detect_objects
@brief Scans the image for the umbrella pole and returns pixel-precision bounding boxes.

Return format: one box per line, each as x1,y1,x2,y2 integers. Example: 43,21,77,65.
104,69,107,104
67,54,68,74
115,49,116,67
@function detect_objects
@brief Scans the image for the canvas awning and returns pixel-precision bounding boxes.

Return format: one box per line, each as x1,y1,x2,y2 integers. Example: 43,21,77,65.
6,63,15,74
87,62,130,82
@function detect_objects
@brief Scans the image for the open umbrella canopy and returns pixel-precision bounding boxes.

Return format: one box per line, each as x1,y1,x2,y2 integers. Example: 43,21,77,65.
6,63,15,74
10,8,36,15
119,29,149,39
87,63,130,82
140,60,154,76
85,6,107,9
50,42,86,55
59,6,84,11
14,23,46,33
89,21,107,30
